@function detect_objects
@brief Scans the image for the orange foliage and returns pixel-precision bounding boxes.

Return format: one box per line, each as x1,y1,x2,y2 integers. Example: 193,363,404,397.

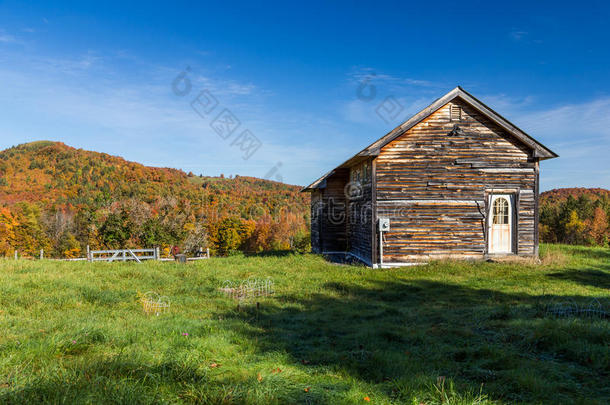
0,141,310,257
0,207,18,256
585,207,608,246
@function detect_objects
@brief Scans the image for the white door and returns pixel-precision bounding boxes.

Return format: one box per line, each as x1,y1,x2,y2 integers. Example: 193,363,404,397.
488,195,512,254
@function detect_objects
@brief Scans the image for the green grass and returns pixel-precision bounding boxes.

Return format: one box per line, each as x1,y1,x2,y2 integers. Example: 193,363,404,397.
0,244,608,404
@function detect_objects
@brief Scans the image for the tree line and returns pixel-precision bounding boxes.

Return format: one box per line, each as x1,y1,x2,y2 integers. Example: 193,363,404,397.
539,189,610,247
0,199,310,258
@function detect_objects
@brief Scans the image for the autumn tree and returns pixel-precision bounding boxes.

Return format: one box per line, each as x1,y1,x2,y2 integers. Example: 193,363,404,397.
0,207,18,256
540,190,610,247
564,210,586,245
99,212,131,249
13,202,50,256
585,206,608,246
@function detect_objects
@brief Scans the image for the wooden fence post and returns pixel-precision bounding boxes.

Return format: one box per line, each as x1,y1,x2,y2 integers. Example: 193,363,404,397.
206,248,210,259
156,247,160,260
40,249,44,260
14,250,18,260
86,245,91,262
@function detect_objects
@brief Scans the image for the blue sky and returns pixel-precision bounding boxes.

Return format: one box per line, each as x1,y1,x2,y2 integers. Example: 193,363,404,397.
0,0,609,190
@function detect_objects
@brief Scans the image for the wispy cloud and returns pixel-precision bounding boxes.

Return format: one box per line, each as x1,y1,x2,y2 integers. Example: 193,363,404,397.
0,47,341,184
508,29,543,45
341,96,430,127
478,93,537,114
509,30,528,41
1,41,607,188
190,73,258,97
486,94,610,190
347,67,443,90
341,68,446,126
0,32,17,43
0,29,29,45
518,97,610,141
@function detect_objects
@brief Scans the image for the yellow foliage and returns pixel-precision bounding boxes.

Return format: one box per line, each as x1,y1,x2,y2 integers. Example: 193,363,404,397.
565,210,586,244
0,208,19,256
63,248,81,258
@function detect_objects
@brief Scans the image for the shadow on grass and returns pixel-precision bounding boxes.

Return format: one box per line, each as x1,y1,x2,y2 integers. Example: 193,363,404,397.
222,279,609,403
0,355,329,404
547,268,610,290
0,357,208,404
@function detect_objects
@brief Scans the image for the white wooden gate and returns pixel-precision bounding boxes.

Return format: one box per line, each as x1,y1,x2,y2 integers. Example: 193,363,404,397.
89,249,157,262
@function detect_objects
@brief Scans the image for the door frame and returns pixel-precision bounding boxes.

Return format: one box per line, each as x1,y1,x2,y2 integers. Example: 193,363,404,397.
487,194,514,254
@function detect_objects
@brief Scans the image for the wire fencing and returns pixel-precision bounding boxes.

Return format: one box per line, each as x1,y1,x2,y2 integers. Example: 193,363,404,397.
545,298,608,319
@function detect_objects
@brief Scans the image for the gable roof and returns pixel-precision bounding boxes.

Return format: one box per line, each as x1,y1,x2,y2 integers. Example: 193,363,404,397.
302,86,558,191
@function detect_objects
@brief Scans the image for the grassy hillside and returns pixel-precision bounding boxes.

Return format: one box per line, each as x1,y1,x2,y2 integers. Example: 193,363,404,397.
0,141,309,257
0,244,608,404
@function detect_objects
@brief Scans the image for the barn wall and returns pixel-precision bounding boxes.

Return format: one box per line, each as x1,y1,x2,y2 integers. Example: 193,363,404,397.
311,169,349,253
346,165,373,264
375,98,538,262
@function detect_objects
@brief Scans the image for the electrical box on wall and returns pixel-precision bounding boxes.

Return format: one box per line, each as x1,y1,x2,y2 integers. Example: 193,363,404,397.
378,217,390,232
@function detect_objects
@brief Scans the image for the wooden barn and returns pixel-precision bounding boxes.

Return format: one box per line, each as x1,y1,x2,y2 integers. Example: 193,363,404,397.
302,87,558,267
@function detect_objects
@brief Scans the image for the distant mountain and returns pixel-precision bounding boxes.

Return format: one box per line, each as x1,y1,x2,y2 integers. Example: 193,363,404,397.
0,141,309,257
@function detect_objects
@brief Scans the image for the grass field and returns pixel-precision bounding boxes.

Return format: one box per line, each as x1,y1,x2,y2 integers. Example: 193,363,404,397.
0,244,608,404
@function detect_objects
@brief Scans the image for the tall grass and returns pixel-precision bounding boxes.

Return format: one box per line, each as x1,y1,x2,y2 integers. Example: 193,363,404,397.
0,244,608,404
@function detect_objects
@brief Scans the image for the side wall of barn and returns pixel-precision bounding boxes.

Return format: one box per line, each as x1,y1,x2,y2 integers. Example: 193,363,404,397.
310,169,349,253
375,98,538,263
346,161,373,264
310,189,322,253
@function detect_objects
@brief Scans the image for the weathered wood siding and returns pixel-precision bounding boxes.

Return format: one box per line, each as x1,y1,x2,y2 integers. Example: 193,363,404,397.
517,188,536,255
346,173,373,264
310,189,322,253
310,169,349,253
375,98,538,262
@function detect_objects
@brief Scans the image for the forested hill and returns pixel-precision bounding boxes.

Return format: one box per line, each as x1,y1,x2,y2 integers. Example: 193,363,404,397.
0,141,309,257
541,187,610,205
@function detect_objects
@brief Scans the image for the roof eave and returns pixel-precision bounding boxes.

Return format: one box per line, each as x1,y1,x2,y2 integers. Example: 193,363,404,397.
300,153,378,192
454,87,559,160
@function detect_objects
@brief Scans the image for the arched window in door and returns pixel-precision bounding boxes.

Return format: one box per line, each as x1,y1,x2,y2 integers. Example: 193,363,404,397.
492,197,509,224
